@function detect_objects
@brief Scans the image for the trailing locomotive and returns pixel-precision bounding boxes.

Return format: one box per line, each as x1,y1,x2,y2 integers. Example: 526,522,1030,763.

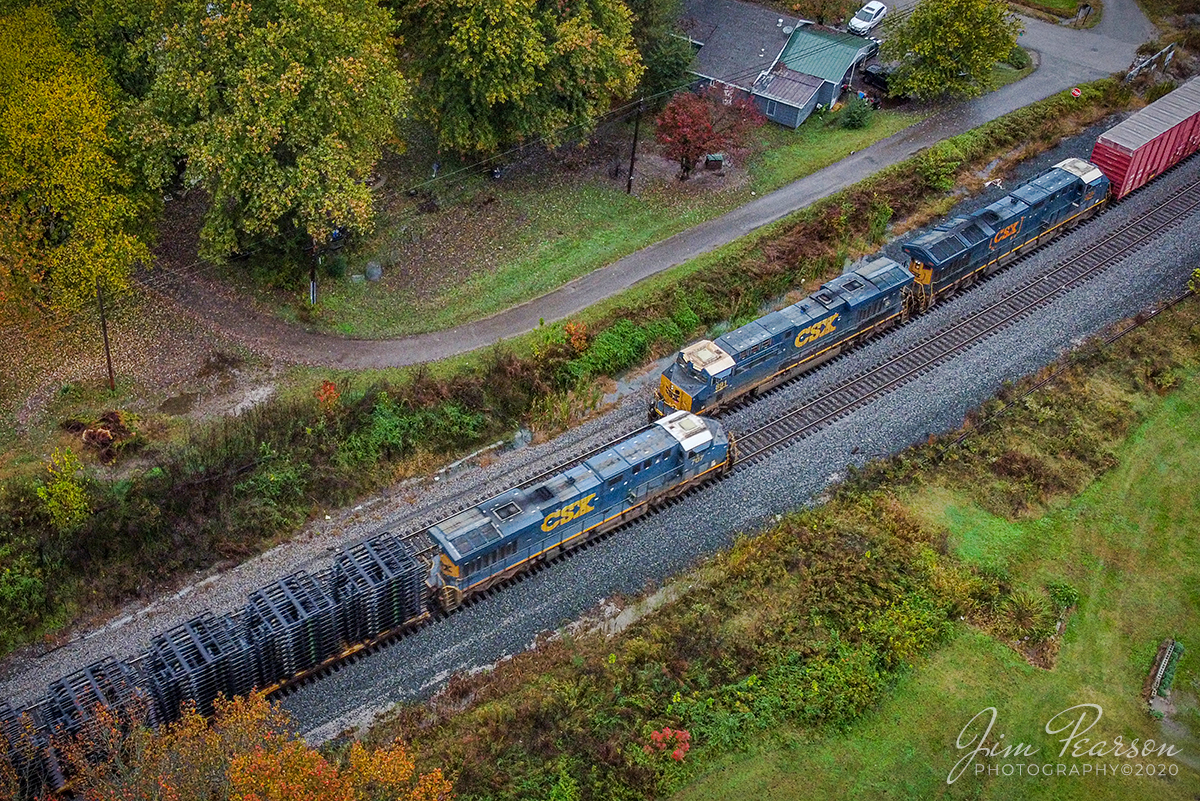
654,257,913,417
902,157,1109,311
2,412,731,796
653,156,1112,419
427,410,732,609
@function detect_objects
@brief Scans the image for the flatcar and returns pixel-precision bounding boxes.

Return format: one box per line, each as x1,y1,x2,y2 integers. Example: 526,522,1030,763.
4,412,731,797
653,257,913,417
425,410,732,609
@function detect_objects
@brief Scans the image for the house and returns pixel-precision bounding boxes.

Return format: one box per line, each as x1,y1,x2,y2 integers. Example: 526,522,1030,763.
680,0,878,127
775,26,877,108
751,66,824,128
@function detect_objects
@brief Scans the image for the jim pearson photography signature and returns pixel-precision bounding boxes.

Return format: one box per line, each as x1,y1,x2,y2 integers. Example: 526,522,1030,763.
948,704,1183,784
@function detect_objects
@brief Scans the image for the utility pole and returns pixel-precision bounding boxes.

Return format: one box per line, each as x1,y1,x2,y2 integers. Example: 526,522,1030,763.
95,277,115,391
626,97,644,195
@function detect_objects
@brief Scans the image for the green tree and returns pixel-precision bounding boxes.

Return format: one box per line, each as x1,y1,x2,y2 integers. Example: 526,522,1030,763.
624,0,694,98
35,448,91,534
137,0,409,258
0,8,151,313
401,0,643,155
881,0,1022,101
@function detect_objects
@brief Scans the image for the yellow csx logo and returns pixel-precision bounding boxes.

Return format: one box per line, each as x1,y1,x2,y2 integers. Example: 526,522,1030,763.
542,493,598,532
992,218,1023,246
794,314,838,348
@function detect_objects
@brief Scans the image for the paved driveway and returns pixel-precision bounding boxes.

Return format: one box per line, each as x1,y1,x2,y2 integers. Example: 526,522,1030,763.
154,0,1156,369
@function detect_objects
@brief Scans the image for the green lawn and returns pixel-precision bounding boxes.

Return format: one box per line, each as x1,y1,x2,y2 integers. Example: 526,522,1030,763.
308,109,923,338
675,375,1200,800
749,109,923,194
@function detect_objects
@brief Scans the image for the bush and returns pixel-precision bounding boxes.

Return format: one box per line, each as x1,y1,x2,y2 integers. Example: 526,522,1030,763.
1006,45,1032,70
1003,588,1056,641
841,97,872,130
35,448,90,535
918,141,964,191
1047,580,1081,612
1145,80,1177,103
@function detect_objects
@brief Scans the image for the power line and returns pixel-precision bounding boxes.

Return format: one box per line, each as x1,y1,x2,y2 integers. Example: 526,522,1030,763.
2,19,925,338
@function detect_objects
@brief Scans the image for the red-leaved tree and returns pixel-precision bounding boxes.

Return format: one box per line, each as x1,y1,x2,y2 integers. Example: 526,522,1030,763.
655,88,765,180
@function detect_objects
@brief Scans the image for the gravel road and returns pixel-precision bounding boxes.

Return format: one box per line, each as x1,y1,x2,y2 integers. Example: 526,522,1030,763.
4,143,1196,743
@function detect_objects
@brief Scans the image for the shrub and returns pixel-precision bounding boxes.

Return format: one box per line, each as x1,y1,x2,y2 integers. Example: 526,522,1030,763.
841,97,872,130
1145,80,1177,103
1047,580,1081,612
918,141,964,191
1003,589,1056,641
35,448,90,535
1006,45,1032,70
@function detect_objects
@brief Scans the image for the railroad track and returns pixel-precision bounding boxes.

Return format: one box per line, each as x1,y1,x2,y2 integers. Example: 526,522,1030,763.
733,172,1200,466
392,419,652,562
280,174,1200,695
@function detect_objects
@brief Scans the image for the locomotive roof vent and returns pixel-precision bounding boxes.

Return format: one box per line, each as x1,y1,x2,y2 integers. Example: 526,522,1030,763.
493,501,522,521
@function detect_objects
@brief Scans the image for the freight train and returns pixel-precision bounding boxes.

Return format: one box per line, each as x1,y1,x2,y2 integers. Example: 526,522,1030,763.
1,412,732,795
653,76,1200,419
6,77,1200,798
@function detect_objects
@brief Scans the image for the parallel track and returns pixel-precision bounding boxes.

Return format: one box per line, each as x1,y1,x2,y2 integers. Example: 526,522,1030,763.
732,173,1200,465
274,174,1200,699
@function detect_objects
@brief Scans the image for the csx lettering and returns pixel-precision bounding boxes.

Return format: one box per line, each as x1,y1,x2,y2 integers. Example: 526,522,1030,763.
992,218,1023,245
794,314,839,348
542,493,598,532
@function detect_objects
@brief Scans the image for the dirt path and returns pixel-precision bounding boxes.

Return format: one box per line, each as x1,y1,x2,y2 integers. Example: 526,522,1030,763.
143,12,1147,370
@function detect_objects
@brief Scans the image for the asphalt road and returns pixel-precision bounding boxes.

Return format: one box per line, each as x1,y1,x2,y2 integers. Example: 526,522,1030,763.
150,0,1157,369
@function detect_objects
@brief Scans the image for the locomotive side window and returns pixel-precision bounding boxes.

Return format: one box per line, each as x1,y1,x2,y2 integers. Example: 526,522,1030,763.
607,475,622,488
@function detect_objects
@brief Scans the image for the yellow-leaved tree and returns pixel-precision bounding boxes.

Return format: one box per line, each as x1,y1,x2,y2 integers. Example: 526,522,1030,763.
56,691,453,801
0,7,150,316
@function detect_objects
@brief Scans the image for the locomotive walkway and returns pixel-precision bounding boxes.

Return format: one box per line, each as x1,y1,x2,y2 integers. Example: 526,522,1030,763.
152,0,1153,370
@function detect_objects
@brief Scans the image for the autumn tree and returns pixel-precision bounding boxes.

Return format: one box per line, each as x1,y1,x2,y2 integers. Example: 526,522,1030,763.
400,0,643,155
654,89,764,179
0,8,151,314
61,692,452,801
135,0,409,258
624,0,694,98
881,0,1022,101
25,0,171,99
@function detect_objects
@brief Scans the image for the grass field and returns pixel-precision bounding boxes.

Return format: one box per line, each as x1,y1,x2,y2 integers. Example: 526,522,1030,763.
304,109,923,338
675,373,1200,800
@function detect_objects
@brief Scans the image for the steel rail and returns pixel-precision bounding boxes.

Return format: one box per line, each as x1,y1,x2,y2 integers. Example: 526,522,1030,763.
733,173,1200,465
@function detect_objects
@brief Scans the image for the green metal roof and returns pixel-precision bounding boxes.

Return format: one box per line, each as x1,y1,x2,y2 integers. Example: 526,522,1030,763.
778,27,868,85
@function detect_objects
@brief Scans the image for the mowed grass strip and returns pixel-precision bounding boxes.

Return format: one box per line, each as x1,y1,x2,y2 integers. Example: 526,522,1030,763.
675,374,1200,801
314,110,922,338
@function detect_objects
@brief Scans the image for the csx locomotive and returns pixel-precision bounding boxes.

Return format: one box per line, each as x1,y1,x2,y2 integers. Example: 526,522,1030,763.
4,412,731,795
652,157,1111,418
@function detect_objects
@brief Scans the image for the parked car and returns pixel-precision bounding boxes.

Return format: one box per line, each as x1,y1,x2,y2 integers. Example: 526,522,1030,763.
862,62,892,92
848,0,888,34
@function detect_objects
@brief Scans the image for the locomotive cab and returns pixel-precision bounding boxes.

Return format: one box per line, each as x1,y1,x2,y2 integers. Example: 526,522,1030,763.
653,340,735,417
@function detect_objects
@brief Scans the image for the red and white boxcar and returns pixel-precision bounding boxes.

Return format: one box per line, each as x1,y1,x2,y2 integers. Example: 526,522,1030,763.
1090,76,1200,200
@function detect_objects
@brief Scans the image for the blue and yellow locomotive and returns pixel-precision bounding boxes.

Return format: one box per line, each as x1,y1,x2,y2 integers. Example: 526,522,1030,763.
653,157,1113,419
425,411,733,609
653,257,913,417
902,157,1109,309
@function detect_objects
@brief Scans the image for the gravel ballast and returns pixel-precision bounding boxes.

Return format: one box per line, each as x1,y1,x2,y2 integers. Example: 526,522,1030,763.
2,142,1196,743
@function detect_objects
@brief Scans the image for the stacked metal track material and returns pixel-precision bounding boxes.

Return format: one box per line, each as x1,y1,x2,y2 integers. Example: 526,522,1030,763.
1,534,428,796
733,173,1200,466
145,614,257,720
246,572,340,684
331,534,425,646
